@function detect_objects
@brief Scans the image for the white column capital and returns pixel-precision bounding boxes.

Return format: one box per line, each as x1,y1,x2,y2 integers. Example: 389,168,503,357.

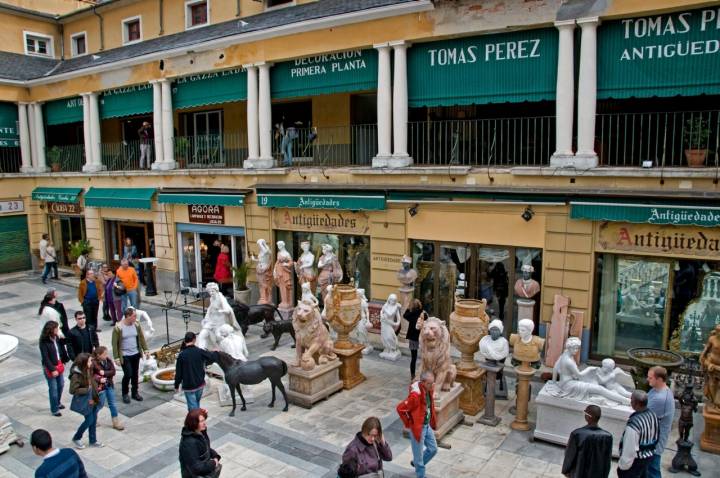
255,62,272,69
577,17,600,26
389,40,410,48
554,19,576,28
373,42,390,49
242,63,257,70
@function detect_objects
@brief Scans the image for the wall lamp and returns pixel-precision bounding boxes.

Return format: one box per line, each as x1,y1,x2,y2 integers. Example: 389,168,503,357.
521,206,535,222
408,204,419,217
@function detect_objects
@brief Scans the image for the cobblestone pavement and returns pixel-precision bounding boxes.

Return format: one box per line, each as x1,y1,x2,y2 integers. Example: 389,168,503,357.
0,273,717,477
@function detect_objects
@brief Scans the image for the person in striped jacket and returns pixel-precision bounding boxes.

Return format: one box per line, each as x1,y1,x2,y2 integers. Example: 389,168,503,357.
618,390,659,477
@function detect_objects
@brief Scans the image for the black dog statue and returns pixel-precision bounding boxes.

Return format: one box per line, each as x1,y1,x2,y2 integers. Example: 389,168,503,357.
263,319,296,351
229,300,282,336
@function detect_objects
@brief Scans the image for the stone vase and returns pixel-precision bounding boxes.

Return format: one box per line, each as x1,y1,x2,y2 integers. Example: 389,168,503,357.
449,299,489,372
327,284,361,349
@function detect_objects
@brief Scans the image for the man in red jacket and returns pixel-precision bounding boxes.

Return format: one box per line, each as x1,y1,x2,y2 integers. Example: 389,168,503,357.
397,371,437,477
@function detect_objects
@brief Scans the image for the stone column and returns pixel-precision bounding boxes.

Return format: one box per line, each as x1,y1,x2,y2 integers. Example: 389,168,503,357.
575,18,600,168
81,94,93,170
390,41,412,167
257,62,274,167
18,103,33,173
83,92,104,172
244,64,263,168
550,20,576,167
151,80,164,168
372,43,392,167
31,102,48,172
153,79,176,170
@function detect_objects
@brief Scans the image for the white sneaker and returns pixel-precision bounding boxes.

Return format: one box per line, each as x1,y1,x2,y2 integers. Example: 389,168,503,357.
72,439,86,449
89,442,104,448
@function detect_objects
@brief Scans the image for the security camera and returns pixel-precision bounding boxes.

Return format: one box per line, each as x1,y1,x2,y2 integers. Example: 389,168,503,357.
521,206,534,222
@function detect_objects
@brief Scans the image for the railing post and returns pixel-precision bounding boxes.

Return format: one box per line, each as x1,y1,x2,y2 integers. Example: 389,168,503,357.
550,20,577,168
575,17,600,168
18,103,33,173
372,43,392,167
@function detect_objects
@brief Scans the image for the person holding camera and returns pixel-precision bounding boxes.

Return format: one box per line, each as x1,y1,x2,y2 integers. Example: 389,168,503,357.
138,121,153,169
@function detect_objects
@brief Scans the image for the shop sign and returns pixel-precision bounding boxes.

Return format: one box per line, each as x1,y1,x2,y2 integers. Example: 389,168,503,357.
372,253,403,269
598,7,720,98
48,202,82,215
571,202,720,227
598,222,720,258
188,205,225,225
0,200,24,214
272,209,370,235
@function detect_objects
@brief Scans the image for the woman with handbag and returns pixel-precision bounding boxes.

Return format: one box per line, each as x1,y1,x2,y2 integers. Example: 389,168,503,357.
39,321,69,417
341,416,392,478
69,353,103,449
213,244,233,297
179,408,222,478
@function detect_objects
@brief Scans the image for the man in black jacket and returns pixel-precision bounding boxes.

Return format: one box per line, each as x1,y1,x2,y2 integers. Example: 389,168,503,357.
67,311,99,360
174,332,218,411
562,405,613,478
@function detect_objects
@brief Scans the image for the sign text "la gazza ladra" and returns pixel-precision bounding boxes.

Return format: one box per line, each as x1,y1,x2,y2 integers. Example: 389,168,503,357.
427,39,541,66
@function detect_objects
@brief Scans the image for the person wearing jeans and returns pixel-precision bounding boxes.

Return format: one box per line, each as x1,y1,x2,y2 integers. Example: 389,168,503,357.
41,240,58,284
647,366,675,478
397,371,438,478
174,332,218,411
116,259,139,313
138,122,152,169
77,270,104,331
93,346,124,430
69,353,102,449
39,321,69,416
112,307,149,404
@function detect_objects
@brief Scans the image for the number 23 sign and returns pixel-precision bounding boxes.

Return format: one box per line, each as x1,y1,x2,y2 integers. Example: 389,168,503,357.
0,200,24,214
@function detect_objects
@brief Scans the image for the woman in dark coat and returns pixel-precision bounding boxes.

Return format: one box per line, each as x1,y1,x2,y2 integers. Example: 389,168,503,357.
179,408,221,478
403,299,426,381
341,416,392,477
39,320,70,416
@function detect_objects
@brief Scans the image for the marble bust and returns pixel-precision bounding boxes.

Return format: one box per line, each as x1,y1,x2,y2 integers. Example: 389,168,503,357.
514,264,540,299
295,240,316,294
396,255,418,313
379,293,402,361
479,319,509,364
198,282,242,350
509,318,544,364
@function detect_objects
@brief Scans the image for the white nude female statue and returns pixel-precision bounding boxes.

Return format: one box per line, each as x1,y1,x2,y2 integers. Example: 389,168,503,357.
379,294,402,361
198,283,242,351
350,288,373,355
295,240,317,295
251,239,273,305
547,337,632,406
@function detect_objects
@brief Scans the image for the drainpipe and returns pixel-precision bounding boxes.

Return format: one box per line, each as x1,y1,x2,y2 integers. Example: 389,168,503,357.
93,6,104,51
236,0,241,17
58,22,65,59
159,0,164,35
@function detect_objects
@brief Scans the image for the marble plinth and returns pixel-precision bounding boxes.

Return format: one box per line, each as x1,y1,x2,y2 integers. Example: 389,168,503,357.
434,383,465,440
218,383,255,406
0,414,22,454
287,360,343,408
379,349,401,361
456,368,486,417
534,383,633,457
516,299,535,322
510,366,535,431
700,406,720,454
334,343,366,390
0,335,19,363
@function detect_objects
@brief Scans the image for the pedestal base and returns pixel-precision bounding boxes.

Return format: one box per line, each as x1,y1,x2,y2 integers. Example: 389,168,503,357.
277,306,294,321
0,414,22,454
516,299,536,322
669,440,701,476
287,360,343,408
379,349,401,361
510,367,535,431
700,407,720,454
334,343,366,390
456,368,486,417
534,383,632,457
434,383,465,440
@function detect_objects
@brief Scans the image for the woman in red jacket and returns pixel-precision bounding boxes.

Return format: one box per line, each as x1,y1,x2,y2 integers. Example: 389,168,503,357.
396,371,437,478
213,244,233,297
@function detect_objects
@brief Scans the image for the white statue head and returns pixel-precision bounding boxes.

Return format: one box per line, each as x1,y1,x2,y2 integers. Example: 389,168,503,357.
257,238,267,249
401,255,411,264
521,264,534,274
322,244,333,255
601,357,615,372
277,240,286,251
206,282,220,298
518,318,534,340
357,288,366,300
301,282,312,296
387,293,397,305
301,240,310,252
564,336,582,355
216,323,234,340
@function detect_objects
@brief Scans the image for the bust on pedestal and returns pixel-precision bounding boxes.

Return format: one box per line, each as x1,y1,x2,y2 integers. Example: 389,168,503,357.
509,319,545,431
514,264,540,322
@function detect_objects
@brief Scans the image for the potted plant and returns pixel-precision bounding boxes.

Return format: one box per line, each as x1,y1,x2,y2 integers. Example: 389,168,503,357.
683,117,711,167
69,239,93,276
232,262,251,304
174,137,190,169
48,146,62,172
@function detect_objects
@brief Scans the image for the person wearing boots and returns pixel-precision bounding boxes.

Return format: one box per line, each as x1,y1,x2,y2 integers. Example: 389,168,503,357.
92,346,124,431
111,307,149,404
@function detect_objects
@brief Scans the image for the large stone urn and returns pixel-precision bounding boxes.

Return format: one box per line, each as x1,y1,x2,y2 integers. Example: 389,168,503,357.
327,284,366,389
449,299,489,417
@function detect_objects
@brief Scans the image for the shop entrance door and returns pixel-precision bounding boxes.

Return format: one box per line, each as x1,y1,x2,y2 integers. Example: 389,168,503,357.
177,226,245,292
48,215,86,266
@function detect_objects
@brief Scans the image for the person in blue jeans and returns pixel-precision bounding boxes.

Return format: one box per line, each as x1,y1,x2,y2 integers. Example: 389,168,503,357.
647,366,675,478
69,353,103,449
39,321,70,417
398,371,438,478
93,346,124,431
174,332,219,411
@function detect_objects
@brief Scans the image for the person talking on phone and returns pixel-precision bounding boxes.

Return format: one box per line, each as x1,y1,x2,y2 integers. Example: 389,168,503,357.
341,416,392,478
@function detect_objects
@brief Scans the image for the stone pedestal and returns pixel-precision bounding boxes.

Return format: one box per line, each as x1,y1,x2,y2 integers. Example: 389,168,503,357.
534,384,632,457
287,360,343,408
669,440,701,476
433,383,465,440
0,414,22,454
517,299,536,322
478,361,503,426
510,366,535,431
700,407,720,454
334,343,366,390
278,306,294,321
379,349,401,361
456,368,486,417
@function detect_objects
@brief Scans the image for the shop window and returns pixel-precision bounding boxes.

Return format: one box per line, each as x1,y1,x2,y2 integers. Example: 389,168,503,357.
186,1,208,29
24,32,53,57
71,32,86,57
122,17,142,45
177,227,245,293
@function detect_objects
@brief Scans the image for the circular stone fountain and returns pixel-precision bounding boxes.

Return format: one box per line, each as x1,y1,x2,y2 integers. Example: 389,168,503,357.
627,347,684,391
151,367,176,392
0,335,19,364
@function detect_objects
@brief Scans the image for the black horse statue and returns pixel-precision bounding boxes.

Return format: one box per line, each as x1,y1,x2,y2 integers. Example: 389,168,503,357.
229,300,282,337
215,350,289,416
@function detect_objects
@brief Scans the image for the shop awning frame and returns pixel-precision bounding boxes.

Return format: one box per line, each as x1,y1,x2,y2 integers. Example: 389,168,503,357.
157,192,246,207
256,190,386,211
31,187,83,203
84,187,156,210
570,201,720,228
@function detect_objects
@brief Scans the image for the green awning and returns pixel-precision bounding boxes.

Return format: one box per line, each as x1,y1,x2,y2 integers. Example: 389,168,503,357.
408,28,558,107
45,97,83,126
570,202,720,227
100,84,153,119
31,187,83,203
173,68,247,109
84,187,156,210
257,190,385,210
157,193,245,207
387,191,566,204
0,102,18,147
271,49,377,99
598,7,720,99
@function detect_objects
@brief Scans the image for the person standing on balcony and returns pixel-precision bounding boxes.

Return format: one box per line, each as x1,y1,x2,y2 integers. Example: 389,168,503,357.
281,121,300,167
138,121,152,169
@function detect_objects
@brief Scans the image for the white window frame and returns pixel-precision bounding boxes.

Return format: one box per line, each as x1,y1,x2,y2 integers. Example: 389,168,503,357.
185,0,210,30
265,0,295,11
122,15,143,45
70,31,87,57
23,31,54,57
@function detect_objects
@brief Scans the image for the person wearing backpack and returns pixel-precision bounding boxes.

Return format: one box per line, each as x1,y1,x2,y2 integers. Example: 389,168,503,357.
69,353,103,449
396,371,437,478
